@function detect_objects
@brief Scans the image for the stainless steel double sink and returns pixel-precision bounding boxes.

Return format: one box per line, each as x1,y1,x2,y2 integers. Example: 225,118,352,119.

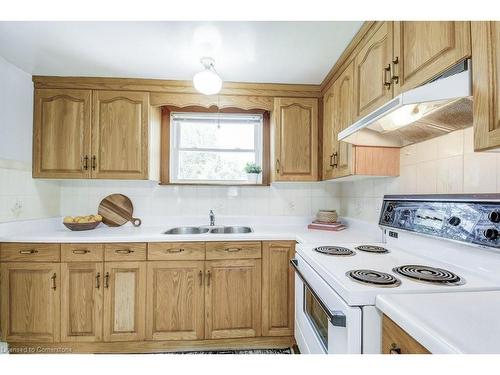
163,226,253,235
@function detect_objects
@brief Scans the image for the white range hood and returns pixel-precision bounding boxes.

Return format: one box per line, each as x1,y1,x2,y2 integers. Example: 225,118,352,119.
338,60,473,147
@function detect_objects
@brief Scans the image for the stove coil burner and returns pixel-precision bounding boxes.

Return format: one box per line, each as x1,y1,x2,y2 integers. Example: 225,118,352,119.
392,265,464,286
313,246,355,256
355,245,389,254
346,269,401,287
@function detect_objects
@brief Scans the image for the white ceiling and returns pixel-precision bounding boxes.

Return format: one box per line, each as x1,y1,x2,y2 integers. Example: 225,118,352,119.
0,21,362,84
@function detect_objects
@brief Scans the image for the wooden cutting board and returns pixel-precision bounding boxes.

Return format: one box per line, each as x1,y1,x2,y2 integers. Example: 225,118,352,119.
98,194,142,227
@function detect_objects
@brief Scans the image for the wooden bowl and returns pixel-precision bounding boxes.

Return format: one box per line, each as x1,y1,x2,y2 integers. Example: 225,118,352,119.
63,221,101,231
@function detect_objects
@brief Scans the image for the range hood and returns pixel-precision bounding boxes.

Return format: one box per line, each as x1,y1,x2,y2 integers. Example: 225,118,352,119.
338,60,473,147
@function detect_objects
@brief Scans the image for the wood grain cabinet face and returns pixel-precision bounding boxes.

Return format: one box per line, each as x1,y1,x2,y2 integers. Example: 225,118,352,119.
273,97,318,181
103,262,146,342
393,21,471,94
353,21,394,119
61,262,103,342
91,90,149,179
33,89,92,178
1,263,60,342
205,259,261,339
262,241,295,337
382,315,430,354
146,261,205,341
472,21,500,151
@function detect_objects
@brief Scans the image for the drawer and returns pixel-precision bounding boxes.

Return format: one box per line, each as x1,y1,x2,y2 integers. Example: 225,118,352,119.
206,241,262,260
148,242,205,260
61,243,104,262
105,243,147,261
0,243,60,262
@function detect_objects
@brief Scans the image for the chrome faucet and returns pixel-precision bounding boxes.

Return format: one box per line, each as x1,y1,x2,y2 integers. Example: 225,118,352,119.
209,210,215,226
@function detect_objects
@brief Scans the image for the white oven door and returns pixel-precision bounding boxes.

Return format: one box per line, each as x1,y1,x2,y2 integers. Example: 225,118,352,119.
291,254,362,354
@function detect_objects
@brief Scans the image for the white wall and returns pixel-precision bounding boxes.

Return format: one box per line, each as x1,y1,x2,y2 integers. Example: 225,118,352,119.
338,127,500,223
0,56,60,223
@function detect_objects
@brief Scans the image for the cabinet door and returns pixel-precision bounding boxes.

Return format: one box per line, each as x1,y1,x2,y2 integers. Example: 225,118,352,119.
262,241,294,337
205,259,261,339
382,315,430,354
33,89,92,178
146,261,205,341
273,97,318,181
353,22,394,119
61,262,103,342
393,21,471,94
472,21,500,151
103,262,146,342
322,84,336,180
1,263,60,342
92,91,149,179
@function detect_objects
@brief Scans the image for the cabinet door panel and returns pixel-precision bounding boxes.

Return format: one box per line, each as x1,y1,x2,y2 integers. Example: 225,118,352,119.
262,241,294,336
322,84,336,180
274,98,318,181
103,262,146,342
61,263,103,342
354,22,393,119
146,261,205,340
92,91,149,179
205,259,261,339
394,21,471,93
1,263,60,342
33,89,91,178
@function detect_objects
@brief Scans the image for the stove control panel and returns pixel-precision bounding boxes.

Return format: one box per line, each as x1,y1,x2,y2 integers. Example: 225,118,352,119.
379,195,500,249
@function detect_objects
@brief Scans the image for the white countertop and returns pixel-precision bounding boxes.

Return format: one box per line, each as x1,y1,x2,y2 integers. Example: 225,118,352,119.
0,216,384,244
376,291,500,354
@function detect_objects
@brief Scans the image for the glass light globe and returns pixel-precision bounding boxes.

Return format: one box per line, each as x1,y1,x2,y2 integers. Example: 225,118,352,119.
193,69,222,95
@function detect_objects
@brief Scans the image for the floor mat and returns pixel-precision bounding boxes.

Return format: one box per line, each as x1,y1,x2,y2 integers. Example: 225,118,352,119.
173,348,293,354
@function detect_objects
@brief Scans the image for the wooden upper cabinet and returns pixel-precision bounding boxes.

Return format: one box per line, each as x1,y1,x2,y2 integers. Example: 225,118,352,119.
322,83,336,180
472,21,500,151
92,91,149,179
262,241,294,337
61,262,103,342
205,259,261,339
353,21,394,119
1,263,60,342
146,261,205,341
273,97,318,181
33,89,92,178
393,21,471,94
103,261,146,342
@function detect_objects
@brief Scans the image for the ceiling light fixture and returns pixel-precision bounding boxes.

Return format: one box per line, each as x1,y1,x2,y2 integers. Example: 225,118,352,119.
193,57,222,95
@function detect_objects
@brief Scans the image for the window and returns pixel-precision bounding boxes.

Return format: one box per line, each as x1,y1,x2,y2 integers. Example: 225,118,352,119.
169,112,265,184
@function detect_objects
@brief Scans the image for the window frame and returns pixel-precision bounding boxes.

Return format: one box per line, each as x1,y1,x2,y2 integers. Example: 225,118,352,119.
160,106,270,186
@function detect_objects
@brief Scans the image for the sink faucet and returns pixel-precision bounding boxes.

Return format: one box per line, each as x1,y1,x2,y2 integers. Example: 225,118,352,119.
209,210,215,226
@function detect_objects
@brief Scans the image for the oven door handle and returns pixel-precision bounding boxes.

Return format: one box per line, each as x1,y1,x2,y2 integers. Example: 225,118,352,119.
290,258,346,328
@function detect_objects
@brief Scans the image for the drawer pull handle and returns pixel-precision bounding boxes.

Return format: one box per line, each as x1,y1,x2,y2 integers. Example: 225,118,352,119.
104,272,110,289
166,248,185,253
115,249,134,254
225,247,242,252
390,343,401,354
72,249,90,255
95,272,101,289
206,270,211,286
51,273,57,290
198,270,203,286
19,249,38,254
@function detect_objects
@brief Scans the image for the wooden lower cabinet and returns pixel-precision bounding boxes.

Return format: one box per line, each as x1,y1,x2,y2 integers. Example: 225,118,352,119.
205,259,262,339
146,261,205,340
382,315,430,354
1,263,60,342
103,261,147,342
262,241,295,336
61,262,103,342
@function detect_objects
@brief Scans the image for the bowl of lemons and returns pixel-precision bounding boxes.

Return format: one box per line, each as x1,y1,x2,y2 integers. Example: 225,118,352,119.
63,214,103,231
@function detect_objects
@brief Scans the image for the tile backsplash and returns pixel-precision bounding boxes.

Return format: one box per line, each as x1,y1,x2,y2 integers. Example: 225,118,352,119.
338,127,500,223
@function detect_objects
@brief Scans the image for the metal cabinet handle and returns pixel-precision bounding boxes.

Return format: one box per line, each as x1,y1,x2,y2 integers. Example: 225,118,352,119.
332,152,338,168
95,272,101,289
390,343,401,354
51,273,57,290
166,248,185,253
225,247,242,252
198,270,203,286
19,249,38,255
206,270,211,286
384,64,392,90
83,155,89,170
72,249,90,255
91,155,97,171
115,249,134,254
329,153,334,167
276,159,280,174
104,272,110,289
391,57,399,84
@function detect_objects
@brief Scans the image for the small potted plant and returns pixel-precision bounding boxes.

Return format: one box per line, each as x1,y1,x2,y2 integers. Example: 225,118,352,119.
244,162,262,184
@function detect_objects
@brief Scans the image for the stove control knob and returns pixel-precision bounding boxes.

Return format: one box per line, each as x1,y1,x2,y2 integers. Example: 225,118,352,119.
489,211,500,223
484,228,499,241
386,204,394,213
384,214,391,222
448,216,461,226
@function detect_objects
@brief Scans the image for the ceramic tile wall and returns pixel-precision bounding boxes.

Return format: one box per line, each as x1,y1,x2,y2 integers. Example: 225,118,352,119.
338,128,500,223
59,180,341,218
